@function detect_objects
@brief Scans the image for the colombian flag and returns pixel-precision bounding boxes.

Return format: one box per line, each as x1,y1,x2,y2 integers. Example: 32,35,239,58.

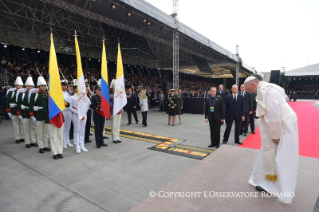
49,34,65,128
100,40,110,119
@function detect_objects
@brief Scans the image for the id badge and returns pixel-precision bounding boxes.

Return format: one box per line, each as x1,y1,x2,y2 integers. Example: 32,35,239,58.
210,107,214,112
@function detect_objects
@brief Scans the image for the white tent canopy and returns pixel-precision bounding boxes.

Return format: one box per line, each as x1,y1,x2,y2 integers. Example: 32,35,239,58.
285,63,319,77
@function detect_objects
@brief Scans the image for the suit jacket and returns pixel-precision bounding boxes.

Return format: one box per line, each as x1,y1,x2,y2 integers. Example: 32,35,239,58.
217,90,229,106
225,93,245,120
251,93,257,111
126,93,137,108
239,91,253,114
205,96,225,122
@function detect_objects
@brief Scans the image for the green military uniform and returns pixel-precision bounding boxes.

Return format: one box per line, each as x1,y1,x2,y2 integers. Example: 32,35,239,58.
17,91,37,147
29,90,50,152
6,90,24,142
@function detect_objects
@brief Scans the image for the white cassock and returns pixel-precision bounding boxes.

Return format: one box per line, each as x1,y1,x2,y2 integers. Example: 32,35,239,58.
248,81,299,204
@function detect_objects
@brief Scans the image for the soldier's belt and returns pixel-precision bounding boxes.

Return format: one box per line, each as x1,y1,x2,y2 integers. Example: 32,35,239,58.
21,105,29,110
33,106,43,111
10,103,17,108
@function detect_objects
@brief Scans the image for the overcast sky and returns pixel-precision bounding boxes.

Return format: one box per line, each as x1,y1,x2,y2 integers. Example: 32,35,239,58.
145,0,319,72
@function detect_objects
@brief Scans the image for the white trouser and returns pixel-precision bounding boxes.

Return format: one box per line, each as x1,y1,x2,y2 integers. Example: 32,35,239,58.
112,114,121,141
36,121,49,148
62,110,72,145
12,115,24,140
23,118,37,144
72,113,87,148
47,123,63,155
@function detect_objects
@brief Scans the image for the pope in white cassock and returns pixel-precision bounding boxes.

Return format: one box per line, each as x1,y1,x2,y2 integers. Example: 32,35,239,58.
244,75,299,204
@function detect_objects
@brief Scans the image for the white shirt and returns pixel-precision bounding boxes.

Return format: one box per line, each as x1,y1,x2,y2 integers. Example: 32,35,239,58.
233,93,238,99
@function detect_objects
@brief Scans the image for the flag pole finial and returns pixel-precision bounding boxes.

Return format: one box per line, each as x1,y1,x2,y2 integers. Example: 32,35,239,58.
74,30,77,37
50,27,53,36
102,35,105,43
118,37,120,44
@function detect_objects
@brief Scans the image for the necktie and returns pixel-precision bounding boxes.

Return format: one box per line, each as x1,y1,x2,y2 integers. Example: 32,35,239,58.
234,94,237,102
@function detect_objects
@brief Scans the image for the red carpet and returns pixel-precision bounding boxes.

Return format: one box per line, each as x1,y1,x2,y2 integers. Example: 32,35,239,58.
240,102,319,159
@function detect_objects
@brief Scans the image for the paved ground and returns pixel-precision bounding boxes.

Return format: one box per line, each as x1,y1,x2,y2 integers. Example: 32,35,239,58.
0,108,257,212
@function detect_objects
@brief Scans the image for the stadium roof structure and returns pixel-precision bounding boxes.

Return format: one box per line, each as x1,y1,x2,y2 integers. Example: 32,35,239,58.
0,0,253,78
285,63,319,77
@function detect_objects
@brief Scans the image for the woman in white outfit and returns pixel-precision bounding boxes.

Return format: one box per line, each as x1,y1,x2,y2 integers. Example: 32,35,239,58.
70,85,88,153
139,90,149,127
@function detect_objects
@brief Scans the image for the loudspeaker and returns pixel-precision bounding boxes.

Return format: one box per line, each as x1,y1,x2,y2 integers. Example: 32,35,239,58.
269,70,280,85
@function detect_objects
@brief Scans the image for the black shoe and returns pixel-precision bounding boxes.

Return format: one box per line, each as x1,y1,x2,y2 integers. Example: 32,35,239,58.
70,137,73,140
168,123,170,125
127,123,131,125
103,136,108,139
239,132,243,135
26,144,31,148
85,140,92,143
89,133,93,135
255,186,268,193
39,148,45,154
113,141,118,144
208,145,214,148
136,121,138,124
172,124,174,126
235,141,243,145
117,140,121,143
216,146,219,149
101,143,108,147
44,147,51,152
96,145,101,148
244,133,247,136
143,125,145,127
222,141,227,144
16,140,21,144
57,154,63,158
31,143,38,147
20,139,25,143
53,155,59,160
251,131,255,134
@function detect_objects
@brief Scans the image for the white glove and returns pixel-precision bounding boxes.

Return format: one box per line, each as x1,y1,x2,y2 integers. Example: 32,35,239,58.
7,113,12,119
33,106,38,111
10,103,16,108
21,105,26,110
18,115,23,123
100,108,103,111
31,117,37,124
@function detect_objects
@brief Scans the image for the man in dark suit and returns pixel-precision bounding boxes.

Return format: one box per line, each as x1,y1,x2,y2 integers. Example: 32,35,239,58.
217,84,229,106
85,83,92,143
126,88,138,125
205,87,225,148
223,85,245,145
239,84,253,136
250,92,257,134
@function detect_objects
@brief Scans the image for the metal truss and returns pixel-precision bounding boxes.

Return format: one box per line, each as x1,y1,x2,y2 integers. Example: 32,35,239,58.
172,0,179,89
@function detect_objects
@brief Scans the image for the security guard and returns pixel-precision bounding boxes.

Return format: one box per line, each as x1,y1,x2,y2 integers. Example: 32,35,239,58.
90,85,107,148
17,76,38,148
6,76,25,143
29,76,51,154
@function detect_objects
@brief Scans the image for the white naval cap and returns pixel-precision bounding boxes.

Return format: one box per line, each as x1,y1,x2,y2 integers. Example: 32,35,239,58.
244,76,257,84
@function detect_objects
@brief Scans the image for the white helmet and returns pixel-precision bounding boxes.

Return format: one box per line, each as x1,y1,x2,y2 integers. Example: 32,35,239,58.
37,76,46,87
14,76,24,86
25,76,35,87
97,79,101,86
110,79,116,88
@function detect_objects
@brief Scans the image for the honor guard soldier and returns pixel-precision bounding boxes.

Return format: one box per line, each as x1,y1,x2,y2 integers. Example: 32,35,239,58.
68,81,74,140
61,80,73,148
70,81,89,153
167,89,177,126
109,79,122,144
17,76,38,148
46,91,70,160
90,85,108,148
29,76,51,154
6,76,25,143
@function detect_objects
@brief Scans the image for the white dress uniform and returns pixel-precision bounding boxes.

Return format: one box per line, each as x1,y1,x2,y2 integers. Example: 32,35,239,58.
70,93,88,153
62,90,73,148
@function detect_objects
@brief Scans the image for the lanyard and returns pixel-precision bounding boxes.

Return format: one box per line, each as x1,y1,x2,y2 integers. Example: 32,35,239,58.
210,96,216,107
